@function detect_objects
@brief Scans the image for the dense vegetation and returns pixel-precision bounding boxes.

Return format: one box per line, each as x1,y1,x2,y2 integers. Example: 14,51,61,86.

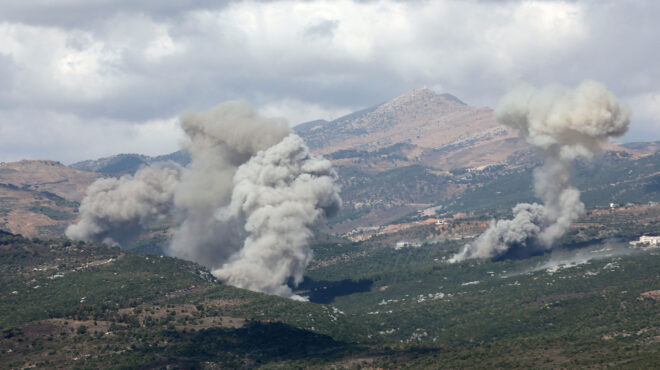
0,232,370,368
1,225,659,368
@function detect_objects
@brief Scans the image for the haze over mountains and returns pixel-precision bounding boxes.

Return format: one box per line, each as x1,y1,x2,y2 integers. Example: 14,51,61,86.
70,152,191,176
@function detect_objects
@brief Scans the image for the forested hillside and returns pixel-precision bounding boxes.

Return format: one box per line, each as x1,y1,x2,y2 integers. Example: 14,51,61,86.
2,224,659,368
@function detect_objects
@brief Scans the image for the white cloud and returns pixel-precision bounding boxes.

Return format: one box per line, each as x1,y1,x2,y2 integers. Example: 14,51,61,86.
258,98,354,126
626,92,660,141
0,0,658,162
0,109,182,164
0,22,126,106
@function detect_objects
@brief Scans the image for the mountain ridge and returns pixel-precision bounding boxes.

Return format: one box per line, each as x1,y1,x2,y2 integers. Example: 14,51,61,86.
69,88,658,176
70,151,191,176
295,88,501,151
293,88,528,172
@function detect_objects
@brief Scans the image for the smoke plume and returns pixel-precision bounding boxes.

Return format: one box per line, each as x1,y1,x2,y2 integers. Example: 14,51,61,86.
67,101,341,299
166,101,291,268
450,81,630,262
65,162,183,245
213,135,341,298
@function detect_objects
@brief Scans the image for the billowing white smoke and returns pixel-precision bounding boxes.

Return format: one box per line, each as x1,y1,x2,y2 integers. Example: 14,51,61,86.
67,102,341,299
450,81,630,262
65,162,183,245
213,135,341,298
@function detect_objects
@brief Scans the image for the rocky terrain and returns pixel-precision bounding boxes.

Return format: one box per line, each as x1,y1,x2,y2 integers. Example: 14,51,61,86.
0,160,100,202
291,88,659,232
295,88,528,172
0,161,102,238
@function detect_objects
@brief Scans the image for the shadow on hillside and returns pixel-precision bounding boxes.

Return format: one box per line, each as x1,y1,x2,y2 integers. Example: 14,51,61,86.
295,277,373,304
140,322,356,368
491,244,546,262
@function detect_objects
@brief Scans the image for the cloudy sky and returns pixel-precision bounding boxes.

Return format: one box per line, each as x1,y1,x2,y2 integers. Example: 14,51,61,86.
0,0,658,163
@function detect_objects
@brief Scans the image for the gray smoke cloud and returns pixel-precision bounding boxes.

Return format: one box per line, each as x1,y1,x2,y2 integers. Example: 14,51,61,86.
65,162,183,245
450,81,630,262
166,101,291,268
213,135,341,299
67,101,341,299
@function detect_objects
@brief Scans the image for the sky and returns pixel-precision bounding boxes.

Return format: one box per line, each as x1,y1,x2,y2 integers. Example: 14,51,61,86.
0,0,658,164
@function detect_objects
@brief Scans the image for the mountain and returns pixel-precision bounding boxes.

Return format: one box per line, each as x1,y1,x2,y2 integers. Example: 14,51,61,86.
71,89,655,178
294,88,527,171
0,161,102,238
291,89,659,232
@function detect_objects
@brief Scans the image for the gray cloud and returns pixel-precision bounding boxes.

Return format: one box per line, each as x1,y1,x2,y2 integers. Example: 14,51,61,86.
0,53,15,99
0,1,658,162
0,1,231,28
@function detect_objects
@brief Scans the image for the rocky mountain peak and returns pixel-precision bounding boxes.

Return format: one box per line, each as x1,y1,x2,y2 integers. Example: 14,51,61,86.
375,88,465,116
294,87,518,169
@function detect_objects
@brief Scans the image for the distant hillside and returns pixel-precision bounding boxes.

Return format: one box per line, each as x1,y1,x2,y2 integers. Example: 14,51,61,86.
325,151,659,233
292,89,660,230
70,151,191,176
0,161,103,238
620,140,660,156
0,160,101,201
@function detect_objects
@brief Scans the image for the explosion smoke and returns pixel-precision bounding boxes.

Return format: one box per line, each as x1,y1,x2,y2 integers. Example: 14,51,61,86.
166,101,291,269
67,101,341,299
65,162,183,245
213,135,340,298
450,81,630,262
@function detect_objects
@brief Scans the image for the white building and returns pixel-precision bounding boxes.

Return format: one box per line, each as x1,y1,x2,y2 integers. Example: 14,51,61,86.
630,235,660,248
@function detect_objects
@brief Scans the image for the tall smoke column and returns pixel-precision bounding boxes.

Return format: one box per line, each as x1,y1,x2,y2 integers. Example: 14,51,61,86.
65,162,183,245
213,134,341,299
450,81,630,262
166,101,291,267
